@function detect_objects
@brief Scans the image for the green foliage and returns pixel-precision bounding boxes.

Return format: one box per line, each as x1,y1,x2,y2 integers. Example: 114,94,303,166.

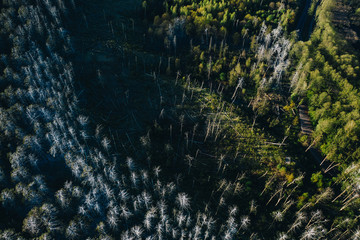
311,171,323,188
219,72,226,81
297,192,309,208
356,8,360,16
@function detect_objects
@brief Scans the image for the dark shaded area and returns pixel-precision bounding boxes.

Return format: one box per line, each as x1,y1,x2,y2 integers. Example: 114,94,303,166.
296,0,318,41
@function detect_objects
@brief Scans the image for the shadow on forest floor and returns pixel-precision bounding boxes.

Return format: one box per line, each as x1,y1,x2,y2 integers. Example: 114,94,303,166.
72,0,174,150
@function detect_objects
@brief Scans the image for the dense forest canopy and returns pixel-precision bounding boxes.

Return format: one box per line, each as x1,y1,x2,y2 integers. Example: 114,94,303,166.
0,0,359,239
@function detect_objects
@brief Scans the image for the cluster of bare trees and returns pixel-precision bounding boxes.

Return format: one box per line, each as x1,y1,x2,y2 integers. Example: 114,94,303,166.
0,0,78,236
254,22,291,89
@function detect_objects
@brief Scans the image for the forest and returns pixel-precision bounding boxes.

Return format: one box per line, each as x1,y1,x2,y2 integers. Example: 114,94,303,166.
0,0,359,239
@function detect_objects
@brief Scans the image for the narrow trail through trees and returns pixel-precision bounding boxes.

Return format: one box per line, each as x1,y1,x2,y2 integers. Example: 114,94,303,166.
299,105,335,174
296,0,319,41
298,105,319,165
299,105,313,136
295,1,331,172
